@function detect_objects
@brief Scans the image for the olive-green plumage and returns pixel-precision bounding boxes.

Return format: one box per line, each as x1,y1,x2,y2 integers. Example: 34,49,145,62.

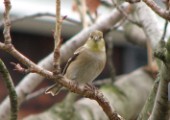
45,30,106,96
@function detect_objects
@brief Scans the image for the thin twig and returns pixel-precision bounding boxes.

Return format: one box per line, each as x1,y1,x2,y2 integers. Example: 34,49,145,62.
146,39,153,67
126,0,140,3
105,34,116,82
74,0,89,28
112,17,127,30
25,87,49,101
87,10,95,23
81,0,88,28
160,2,169,41
0,59,18,120
53,0,62,75
3,0,12,44
161,20,168,41
10,62,30,73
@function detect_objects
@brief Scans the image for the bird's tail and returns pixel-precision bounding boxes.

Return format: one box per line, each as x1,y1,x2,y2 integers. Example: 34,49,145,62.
45,83,62,96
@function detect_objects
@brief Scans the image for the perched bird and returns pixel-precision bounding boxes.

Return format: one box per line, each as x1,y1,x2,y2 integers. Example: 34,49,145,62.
45,30,106,96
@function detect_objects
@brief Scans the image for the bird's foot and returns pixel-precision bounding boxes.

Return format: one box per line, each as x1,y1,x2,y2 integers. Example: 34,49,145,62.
84,83,99,98
69,81,79,93
84,83,98,91
85,83,97,91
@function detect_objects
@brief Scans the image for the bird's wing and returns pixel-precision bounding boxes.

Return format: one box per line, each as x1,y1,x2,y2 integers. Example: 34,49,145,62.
62,47,85,75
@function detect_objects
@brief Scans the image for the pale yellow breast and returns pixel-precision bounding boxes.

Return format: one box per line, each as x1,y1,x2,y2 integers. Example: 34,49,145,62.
65,47,106,84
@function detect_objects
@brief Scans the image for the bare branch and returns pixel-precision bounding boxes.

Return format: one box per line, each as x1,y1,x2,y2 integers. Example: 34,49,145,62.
74,0,89,28
81,0,88,28
10,62,30,73
146,39,153,67
0,59,18,120
126,0,141,3
105,33,116,82
25,87,48,101
3,0,12,44
53,0,62,75
161,20,168,41
137,78,159,120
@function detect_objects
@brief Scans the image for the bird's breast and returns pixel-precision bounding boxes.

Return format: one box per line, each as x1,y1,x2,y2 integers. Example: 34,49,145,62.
65,49,106,84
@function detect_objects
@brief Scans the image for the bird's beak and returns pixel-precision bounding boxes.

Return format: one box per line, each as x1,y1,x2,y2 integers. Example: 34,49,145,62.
94,36,98,42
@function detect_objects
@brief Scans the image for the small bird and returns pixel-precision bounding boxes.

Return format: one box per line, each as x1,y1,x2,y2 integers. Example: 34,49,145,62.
45,30,106,96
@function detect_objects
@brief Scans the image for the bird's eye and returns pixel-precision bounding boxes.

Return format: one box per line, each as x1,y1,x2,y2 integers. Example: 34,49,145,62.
90,35,94,39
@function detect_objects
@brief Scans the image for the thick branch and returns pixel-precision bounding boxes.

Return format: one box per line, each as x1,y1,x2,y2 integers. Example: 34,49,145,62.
149,39,170,120
123,22,147,48
0,59,18,120
149,64,170,120
137,78,159,120
143,0,170,21
133,1,162,49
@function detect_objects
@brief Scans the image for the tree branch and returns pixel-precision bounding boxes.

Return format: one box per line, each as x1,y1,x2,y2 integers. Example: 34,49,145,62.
3,0,12,44
74,0,88,28
53,0,62,74
149,43,170,119
0,59,18,120
143,0,170,21
137,78,159,120
24,68,154,120
133,1,162,49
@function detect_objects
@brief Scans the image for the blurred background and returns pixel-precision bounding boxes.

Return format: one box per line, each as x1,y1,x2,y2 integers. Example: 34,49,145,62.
0,0,166,119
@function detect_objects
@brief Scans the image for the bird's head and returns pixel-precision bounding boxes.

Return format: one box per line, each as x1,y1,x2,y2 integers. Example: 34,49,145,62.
84,30,105,52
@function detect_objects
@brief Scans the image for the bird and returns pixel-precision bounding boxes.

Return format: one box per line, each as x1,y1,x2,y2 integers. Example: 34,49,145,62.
45,30,106,96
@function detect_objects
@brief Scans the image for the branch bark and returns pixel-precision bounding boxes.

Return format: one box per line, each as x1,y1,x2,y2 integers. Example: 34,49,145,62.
143,0,170,21
149,40,170,120
0,59,18,120
53,0,62,74
3,0,12,44
137,78,159,120
133,1,162,49
23,68,154,120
